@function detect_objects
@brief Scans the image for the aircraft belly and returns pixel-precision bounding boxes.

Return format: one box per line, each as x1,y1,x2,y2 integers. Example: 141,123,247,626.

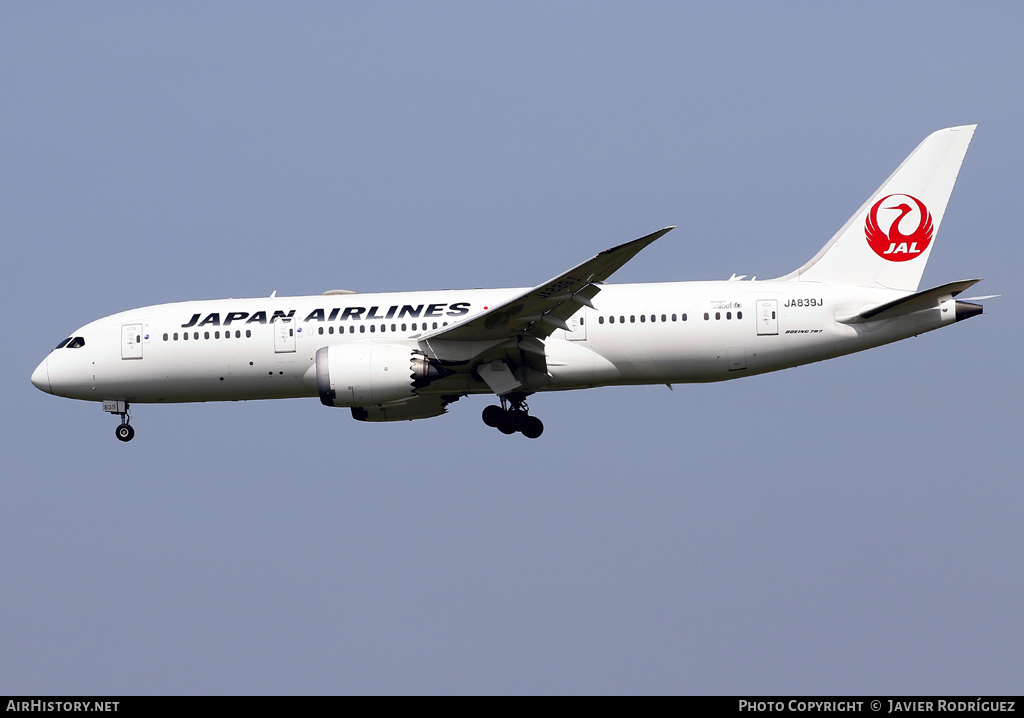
541,338,620,389
588,330,730,384
92,349,316,403
580,316,865,384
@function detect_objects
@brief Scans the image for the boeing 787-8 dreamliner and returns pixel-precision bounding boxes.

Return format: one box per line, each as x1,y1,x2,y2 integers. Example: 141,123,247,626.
32,126,986,441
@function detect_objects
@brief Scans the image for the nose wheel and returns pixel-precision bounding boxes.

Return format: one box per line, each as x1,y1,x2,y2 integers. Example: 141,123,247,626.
481,394,544,438
106,401,135,442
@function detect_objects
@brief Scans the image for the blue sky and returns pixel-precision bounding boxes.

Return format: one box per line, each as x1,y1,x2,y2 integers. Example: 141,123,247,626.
2,2,1021,694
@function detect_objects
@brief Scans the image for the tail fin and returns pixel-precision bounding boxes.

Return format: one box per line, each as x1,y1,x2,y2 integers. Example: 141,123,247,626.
779,125,976,291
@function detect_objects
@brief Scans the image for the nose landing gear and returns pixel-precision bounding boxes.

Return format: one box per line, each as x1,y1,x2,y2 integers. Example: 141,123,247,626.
481,394,544,439
103,400,135,442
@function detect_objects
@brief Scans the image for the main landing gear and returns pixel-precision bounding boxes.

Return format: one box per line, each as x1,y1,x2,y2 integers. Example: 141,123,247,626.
481,394,544,439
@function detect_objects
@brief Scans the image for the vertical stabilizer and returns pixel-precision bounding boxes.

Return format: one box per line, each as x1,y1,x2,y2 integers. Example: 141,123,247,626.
778,125,976,291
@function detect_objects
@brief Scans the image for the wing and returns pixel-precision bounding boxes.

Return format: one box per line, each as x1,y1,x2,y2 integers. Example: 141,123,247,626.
415,226,674,396
421,226,675,343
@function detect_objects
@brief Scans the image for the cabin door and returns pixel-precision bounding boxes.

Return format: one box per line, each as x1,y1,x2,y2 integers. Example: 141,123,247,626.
274,318,296,353
757,300,779,336
121,323,144,359
565,308,588,341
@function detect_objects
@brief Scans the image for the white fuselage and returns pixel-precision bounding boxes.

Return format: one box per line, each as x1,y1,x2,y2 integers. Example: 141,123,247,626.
32,280,956,405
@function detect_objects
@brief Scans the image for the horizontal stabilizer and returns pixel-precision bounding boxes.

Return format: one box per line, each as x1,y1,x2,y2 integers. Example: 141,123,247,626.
839,279,981,324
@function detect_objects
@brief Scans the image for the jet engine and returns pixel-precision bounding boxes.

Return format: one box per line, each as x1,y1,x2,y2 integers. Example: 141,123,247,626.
350,394,453,422
315,343,448,408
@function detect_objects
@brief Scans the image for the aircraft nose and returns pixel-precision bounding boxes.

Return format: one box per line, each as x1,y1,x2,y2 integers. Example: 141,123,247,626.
31,357,51,394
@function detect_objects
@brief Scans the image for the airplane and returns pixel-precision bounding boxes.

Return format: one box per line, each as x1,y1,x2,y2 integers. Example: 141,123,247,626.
32,125,988,442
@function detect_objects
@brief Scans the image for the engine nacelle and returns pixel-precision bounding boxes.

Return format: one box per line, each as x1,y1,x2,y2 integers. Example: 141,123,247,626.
315,342,447,408
351,395,451,422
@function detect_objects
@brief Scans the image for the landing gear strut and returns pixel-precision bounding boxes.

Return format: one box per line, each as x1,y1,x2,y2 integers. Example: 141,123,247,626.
481,393,544,439
110,402,135,442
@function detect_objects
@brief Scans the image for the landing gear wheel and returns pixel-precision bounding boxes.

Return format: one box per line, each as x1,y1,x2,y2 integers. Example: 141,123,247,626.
485,393,544,438
496,413,517,435
522,416,544,439
482,405,503,428
507,408,528,432
115,424,135,442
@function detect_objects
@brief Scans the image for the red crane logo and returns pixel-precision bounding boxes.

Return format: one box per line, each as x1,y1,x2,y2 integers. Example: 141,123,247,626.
865,194,934,262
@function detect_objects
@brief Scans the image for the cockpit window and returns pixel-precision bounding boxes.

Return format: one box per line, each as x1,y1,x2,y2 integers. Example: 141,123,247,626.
66,337,86,349
55,337,72,350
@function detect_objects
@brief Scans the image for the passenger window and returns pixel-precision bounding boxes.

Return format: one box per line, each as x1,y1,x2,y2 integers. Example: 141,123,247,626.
630,316,635,323
682,313,688,321
661,314,666,322
715,312,721,320
737,311,743,320
194,332,199,340
599,316,604,324
360,325,366,333
704,313,709,320
246,330,251,338
726,312,732,320
204,332,210,339
640,315,645,323
173,333,179,341
163,333,169,341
